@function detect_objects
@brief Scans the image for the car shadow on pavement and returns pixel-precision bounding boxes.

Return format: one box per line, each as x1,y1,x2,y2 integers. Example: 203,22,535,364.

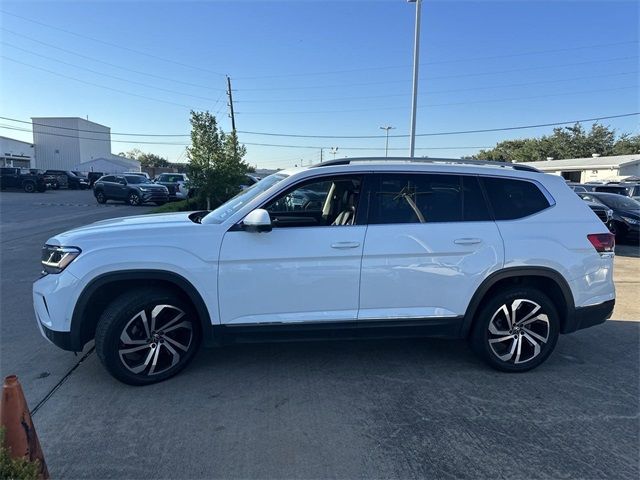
616,242,639,257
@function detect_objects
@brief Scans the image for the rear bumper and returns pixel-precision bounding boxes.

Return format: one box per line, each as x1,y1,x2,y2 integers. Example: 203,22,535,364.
563,299,615,334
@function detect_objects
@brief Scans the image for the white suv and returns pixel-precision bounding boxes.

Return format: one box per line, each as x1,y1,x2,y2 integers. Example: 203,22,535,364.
33,158,616,385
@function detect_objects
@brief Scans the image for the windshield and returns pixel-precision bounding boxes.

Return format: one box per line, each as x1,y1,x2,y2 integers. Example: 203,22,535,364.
125,175,151,184
204,173,288,224
594,194,640,210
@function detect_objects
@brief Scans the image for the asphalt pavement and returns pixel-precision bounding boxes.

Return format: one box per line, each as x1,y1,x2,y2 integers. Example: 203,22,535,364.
1,189,638,479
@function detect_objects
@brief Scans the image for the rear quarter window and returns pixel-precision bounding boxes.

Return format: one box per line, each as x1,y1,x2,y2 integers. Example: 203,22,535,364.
481,177,552,220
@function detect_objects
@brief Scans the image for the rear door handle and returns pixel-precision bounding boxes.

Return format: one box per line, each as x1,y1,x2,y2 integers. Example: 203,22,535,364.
454,238,482,245
331,242,360,249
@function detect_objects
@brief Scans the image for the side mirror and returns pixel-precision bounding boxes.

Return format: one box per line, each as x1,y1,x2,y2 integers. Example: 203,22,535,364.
243,209,272,233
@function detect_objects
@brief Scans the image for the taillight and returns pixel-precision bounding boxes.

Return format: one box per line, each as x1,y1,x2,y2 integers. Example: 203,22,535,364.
587,233,615,253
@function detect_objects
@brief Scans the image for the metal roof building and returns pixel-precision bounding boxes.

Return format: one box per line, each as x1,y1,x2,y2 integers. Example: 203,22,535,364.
72,156,141,174
522,154,640,183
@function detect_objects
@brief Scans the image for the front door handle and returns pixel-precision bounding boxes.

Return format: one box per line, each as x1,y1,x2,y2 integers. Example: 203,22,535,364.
454,238,482,245
331,241,360,249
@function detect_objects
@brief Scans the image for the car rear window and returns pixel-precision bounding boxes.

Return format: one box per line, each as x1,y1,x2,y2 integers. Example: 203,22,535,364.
481,177,551,220
369,174,491,224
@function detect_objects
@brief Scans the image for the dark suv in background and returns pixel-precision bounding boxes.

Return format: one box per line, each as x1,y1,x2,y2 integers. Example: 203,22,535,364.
44,170,90,189
93,174,169,205
0,167,46,192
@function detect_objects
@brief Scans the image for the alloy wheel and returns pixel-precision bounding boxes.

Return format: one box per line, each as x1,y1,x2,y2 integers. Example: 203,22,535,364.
129,193,140,206
118,304,193,376
487,299,550,364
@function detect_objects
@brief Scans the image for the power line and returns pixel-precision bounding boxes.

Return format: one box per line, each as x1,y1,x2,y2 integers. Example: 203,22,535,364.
0,124,490,151
1,112,638,140
0,10,227,76
236,56,638,92
1,42,223,102
237,85,638,115
233,40,638,79
234,71,638,103
0,28,226,92
2,56,209,111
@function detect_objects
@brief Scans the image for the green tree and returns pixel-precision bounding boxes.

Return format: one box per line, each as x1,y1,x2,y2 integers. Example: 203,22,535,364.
187,111,249,209
473,123,634,162
119,149,169,168
612,133,640,155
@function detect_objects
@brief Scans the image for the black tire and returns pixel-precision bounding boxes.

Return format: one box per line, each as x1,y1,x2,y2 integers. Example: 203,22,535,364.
95,190,107,204
23,182,35,193
95,288,201,385
612,222,627,242
127,191,141,206
469,287,559,372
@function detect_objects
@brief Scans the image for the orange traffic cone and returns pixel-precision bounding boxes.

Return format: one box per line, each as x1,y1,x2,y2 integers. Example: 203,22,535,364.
0,375,49,479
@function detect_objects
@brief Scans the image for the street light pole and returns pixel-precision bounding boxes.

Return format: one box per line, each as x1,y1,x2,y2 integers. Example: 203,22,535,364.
330,147,339,159
379,126,395,157
407,0,422,158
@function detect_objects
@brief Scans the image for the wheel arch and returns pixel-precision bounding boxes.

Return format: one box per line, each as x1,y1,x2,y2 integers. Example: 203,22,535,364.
461,267,576,337
70,270,215,352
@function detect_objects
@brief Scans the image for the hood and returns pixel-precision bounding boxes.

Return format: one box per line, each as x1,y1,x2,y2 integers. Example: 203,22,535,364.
616,209,640,220
46,212,199,246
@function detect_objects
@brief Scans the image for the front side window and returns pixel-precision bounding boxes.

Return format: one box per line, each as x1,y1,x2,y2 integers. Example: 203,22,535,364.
369,174,490,224
264,175,362,228
481,177,551,220
101,175,115,183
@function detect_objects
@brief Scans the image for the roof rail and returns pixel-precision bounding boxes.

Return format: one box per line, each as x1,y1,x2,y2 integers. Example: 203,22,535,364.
311,157,541,173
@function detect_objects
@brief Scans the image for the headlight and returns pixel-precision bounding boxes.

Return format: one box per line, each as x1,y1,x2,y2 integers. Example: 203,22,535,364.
621,216,639,225
41,245,81,274
139,187,150,192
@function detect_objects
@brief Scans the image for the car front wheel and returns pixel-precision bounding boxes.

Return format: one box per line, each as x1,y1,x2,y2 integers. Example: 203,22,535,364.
95,288,201,385
95,191,107,204
23,182,35,193
470,288,559,372
127,192,141,206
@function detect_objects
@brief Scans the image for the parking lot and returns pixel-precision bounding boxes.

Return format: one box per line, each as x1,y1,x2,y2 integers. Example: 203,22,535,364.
1,189,638,479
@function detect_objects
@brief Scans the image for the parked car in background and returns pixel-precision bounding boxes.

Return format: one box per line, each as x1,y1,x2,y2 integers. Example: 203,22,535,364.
93,174,169,206
35,158,616,384
578,192,640,240
29,169,59,189
580,197,613,230
0,167,46,192
44,170,90,190
566,182,588,193
154,173,191,200
87,171,104,187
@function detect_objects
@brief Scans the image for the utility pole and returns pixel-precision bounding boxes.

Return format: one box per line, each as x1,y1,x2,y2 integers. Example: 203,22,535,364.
379,126,395,157
330,147,339,159
407,0,422,158
320,148,324,163
226,75,236,132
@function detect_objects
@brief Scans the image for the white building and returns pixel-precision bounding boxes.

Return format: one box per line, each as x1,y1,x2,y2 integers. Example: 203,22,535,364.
32,117,112,170
523,154,640,183
72,156,141,174
0,136,34,168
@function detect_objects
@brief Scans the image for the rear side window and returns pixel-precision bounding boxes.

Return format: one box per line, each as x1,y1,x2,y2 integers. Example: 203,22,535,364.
481,177,551,220
369,174,491,224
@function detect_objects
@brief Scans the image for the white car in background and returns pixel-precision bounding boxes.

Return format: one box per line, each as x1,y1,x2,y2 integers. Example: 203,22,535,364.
154,173,191,200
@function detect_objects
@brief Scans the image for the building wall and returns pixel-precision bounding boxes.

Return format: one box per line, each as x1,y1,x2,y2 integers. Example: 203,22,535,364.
580,168,620,182
0,136,35,168
33,118,111,170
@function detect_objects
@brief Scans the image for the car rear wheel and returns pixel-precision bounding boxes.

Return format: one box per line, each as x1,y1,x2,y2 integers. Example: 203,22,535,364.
95,191,107,204
127,192,141,206
95,288,201,385
470,288,559,372
23,182,35,193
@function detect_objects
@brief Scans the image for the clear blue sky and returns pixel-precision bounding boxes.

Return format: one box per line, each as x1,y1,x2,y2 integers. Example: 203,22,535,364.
1,0,638,169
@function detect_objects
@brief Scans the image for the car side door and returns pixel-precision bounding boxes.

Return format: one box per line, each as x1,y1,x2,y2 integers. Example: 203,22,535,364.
218,173,368,325
358,173,504,329
113,176,128,200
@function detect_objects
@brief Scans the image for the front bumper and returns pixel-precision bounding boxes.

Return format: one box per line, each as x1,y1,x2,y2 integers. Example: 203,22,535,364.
140,190,169,203
562,299,615,334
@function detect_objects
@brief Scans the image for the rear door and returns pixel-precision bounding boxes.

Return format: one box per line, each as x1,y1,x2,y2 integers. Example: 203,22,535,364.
358,173,504,324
